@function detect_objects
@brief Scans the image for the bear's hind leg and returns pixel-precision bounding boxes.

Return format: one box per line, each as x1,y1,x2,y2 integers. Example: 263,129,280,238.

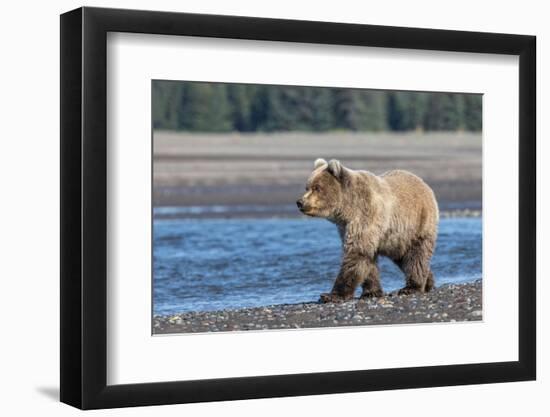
424,270,435,292
360,261,383,299
396,238,435,295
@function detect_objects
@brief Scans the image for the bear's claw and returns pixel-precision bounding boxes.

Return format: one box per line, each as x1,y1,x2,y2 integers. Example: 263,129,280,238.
360,289,384,299
319,293,348,303
398,286,422,296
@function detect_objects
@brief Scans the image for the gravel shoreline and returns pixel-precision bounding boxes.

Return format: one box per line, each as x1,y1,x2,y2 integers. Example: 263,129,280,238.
153,280,482,334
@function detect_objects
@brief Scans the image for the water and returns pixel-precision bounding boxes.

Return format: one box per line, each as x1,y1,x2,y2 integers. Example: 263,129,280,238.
153,216,482,315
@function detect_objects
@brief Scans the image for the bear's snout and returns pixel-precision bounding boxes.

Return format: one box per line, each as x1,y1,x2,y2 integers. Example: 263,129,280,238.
296,199,304,210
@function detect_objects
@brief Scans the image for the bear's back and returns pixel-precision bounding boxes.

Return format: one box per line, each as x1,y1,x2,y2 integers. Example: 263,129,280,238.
379,169,439,237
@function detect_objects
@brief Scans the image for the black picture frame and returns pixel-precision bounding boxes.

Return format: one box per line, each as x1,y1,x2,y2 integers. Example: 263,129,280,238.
60,6,536,410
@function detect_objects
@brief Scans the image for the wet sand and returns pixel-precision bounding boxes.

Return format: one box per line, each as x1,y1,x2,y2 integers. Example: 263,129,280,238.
153,131,482,212
153,280,482,334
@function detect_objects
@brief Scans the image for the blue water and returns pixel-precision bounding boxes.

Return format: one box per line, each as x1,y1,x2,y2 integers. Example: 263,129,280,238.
153,217,482,315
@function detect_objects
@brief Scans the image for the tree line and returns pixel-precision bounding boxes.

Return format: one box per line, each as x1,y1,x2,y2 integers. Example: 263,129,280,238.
152,81,482,132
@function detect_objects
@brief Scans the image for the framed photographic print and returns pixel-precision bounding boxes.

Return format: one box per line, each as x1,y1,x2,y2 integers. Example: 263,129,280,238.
60,6,536,410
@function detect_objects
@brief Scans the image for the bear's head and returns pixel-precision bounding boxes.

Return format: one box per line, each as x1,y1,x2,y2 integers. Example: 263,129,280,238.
296,158,347,220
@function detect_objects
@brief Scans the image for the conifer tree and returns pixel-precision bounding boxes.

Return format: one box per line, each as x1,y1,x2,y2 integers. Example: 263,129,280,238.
463,94,483,131
151,81,482,133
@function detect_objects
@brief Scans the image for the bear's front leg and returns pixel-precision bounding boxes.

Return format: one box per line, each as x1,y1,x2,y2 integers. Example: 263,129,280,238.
319,252,375,303
360,262,383,299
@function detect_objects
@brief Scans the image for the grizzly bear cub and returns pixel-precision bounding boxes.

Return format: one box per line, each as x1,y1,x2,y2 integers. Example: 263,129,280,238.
297,158,439,303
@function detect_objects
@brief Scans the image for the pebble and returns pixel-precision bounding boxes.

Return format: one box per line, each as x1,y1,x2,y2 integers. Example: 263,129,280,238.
153,280,482,334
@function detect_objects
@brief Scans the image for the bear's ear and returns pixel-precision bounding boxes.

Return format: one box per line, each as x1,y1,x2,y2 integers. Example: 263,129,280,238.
314,158,328,169
327,159,344,180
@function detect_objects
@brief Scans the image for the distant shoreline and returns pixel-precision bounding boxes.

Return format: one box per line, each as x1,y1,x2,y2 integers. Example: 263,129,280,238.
153,202,482,219
153,206,482,220
153,280,482,335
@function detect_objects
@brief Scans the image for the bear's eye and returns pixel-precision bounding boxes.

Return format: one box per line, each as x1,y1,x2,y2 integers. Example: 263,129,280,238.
312,185,321,192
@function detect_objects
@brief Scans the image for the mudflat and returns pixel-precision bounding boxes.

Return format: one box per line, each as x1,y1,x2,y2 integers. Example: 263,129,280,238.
153,131,482,212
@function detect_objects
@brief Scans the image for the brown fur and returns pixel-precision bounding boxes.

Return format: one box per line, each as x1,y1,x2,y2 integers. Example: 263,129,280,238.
297,159,439,302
